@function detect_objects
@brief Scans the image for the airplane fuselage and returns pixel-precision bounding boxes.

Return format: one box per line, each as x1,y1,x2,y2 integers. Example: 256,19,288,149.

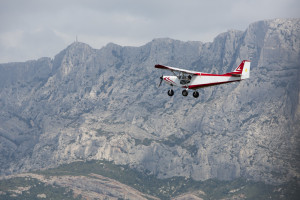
163,73,242,90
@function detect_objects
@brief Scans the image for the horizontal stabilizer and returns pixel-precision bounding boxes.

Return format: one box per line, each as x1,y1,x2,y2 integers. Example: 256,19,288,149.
227,72,242,76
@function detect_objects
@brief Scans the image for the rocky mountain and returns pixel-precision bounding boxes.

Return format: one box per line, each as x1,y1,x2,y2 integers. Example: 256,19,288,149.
0,18,299,187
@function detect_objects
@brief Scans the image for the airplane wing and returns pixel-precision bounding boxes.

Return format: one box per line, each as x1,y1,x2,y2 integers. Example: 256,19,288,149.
155,64,200,75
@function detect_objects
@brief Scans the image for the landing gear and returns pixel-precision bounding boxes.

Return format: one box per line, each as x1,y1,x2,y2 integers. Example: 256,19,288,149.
193,91,199,98
166,89,199,98
168,89,174,96
182,90,188,97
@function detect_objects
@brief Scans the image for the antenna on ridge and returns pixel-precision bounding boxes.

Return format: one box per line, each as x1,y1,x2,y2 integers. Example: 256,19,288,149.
76,35,78,43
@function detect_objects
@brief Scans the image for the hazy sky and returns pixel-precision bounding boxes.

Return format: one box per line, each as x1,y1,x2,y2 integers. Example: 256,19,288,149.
0,0,299,63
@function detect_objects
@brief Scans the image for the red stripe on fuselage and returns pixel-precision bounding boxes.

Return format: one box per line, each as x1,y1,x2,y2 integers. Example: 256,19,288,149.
188,80,241,89
164,77,176,85
197,73,234,77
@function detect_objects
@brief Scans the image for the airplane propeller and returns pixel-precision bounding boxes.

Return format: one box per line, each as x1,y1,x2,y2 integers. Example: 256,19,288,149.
158,75,163,87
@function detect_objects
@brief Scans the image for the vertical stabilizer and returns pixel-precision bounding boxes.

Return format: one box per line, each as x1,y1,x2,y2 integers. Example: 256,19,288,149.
241,60,251,79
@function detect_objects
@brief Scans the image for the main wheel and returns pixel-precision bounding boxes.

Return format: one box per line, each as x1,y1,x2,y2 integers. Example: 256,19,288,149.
182,90,188,96
193,91,199,98
168,89,174,96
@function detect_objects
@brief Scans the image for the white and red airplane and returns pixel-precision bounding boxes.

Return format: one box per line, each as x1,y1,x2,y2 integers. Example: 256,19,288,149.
155,60,251,98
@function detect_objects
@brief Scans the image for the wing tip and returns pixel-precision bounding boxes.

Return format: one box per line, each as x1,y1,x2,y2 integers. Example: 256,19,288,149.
155,64,168,69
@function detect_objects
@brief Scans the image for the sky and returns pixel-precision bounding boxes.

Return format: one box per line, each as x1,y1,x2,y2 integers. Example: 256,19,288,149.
0,0,299,63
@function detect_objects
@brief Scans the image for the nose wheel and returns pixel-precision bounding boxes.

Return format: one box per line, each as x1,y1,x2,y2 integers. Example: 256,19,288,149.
168,89,174,96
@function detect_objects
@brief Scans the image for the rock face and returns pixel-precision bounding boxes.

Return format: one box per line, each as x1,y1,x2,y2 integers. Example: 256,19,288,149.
0,18,299,184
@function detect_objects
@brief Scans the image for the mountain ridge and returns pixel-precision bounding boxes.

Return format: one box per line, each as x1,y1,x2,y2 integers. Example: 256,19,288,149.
0,18,299,186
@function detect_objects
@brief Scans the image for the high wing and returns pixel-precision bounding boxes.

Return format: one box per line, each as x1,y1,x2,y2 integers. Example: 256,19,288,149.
155,64,200,75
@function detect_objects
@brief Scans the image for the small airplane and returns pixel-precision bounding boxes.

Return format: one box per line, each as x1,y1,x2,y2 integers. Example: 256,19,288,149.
155,60,251,98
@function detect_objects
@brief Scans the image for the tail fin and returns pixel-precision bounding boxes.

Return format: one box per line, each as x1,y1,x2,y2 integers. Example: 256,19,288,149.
230,60,251,79
241,60,251,79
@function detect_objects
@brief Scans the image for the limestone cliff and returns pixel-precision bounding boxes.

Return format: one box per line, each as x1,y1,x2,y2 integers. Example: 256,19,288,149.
0,19,299,184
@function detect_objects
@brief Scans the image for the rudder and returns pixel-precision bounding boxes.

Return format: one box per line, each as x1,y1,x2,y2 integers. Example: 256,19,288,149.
241,60,251,79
